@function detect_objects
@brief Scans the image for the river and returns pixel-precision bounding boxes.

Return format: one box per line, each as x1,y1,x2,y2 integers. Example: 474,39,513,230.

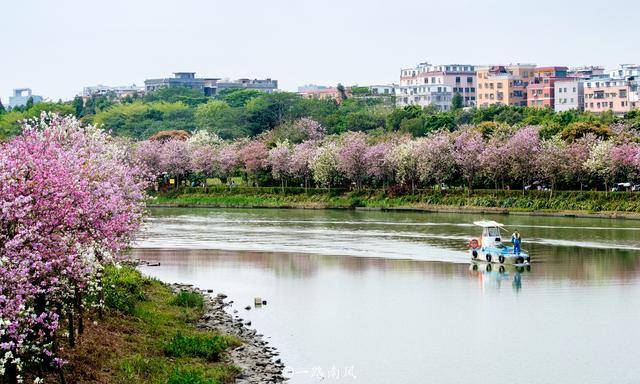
134,207,640,384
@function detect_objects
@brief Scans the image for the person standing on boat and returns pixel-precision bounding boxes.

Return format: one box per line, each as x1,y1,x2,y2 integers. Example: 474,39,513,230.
511,230,522,255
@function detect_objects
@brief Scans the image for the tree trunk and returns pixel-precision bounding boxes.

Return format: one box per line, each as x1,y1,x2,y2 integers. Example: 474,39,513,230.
75,286,84,335
67,307,75,347
5,362,18,384
96,252,105,320
58,366,67,384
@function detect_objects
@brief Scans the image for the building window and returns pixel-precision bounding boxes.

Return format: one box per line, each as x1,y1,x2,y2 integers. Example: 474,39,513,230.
455,77,461,83
467,77,473,83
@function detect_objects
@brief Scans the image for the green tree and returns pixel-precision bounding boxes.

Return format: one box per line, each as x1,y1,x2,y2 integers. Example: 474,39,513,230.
92,101,194,139
144,87,208,107
0,102,74,139
25,97,34,110
195,100,250,139
216,89,263,107
344,110,385,132
423,112,455,133
0,99,5,114
83,95,115,116
561,121,612,142
72,96,84,117
386,105,423,131
337,84,348,101
451,92,463,110
245,92,303,135
399,117,425,136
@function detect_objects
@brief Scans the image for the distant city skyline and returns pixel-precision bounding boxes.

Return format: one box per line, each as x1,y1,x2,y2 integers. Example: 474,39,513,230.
2,0,639,104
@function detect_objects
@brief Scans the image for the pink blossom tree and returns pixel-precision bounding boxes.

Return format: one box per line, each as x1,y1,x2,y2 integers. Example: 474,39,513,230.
537,137,571,195
480,138,508,190
216,143,240,184
566,134,596,190
267,141,293,191
415,133,454,189
504,126,541,190
0,113,147,382
453,129,484,192
364,141,395,188
337,131,369,189
239,140,269,186
290,141,318,189
610,142,640,182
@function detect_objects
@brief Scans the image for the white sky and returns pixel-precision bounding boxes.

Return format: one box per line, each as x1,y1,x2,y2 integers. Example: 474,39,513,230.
2,0,639,103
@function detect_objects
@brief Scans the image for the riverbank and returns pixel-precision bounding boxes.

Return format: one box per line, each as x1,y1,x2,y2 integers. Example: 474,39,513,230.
38,265,285,383
148,187,640,220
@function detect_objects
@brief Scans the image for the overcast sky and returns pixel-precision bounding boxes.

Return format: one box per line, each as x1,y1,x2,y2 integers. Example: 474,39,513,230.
2,0,639,104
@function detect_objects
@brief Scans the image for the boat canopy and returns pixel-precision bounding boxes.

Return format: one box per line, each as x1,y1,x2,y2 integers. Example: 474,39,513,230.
473,220,505,228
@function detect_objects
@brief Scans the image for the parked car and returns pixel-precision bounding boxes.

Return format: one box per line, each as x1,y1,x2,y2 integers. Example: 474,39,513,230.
612,182,632,192
524,181,549,191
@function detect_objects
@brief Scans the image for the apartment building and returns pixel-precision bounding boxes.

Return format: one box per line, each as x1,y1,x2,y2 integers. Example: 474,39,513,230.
145,72,205,92
583,64,640,114
298,86,344,100
554,80,584,112
526,66,568,109
396,84,453,110
476,64,536,107
568,66,605,79
145,72,278,96
399,62,475,107
82,84,144,100
583,78,638,113
610,64,640,80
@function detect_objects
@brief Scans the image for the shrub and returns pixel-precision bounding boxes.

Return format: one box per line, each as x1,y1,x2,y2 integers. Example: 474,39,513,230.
167,368,216,384
163,333,231,361
171,290,204,310
103,265,148,314
119,354,166,380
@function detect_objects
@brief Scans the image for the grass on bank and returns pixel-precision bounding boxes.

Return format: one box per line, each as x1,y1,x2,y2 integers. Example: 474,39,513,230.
44,265,241,384
149,186,640,214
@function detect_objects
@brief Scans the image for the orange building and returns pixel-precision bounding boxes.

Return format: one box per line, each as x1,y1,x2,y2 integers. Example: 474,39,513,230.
583,78,639,114
298,87,345,101
476,64,535,107
526,67,568,109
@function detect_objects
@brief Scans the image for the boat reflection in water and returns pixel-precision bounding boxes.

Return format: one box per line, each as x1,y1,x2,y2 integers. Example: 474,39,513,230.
469,261,531,291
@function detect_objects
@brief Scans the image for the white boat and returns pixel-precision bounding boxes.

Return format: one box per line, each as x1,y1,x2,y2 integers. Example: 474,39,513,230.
468,220,530,265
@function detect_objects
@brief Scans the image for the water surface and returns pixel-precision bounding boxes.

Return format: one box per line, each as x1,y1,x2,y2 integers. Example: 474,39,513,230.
135,208,640,383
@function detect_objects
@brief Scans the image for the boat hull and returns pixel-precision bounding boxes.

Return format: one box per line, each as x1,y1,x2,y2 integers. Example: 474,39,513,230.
470,246,530,264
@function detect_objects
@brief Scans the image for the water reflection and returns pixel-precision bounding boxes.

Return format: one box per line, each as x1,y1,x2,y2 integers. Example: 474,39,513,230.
468,262,531,291
133,208,640,384
136,208,640,282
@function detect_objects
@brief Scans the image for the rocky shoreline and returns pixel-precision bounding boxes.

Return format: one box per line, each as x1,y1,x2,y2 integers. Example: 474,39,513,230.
169,283,288,383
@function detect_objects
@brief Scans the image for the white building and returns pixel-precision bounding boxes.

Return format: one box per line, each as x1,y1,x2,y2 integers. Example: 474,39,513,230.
367,84,396,96
9,88,43,108
399,62,476,107
554,80,584,112
396,84,453,110
610,64,640,80
82,84,144,99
